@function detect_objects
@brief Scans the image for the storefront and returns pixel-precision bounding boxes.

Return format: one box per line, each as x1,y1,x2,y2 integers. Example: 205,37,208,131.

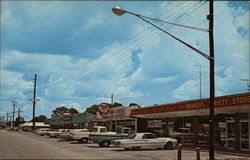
47,112,95,129
92,104,139,132
131,92,250,151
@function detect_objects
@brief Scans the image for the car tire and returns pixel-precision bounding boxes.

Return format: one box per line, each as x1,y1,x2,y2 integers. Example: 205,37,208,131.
82,138,88,143
78,139,83,143
131,146,140,151
176,137,181,143
100,141,110,147
164,142,173,150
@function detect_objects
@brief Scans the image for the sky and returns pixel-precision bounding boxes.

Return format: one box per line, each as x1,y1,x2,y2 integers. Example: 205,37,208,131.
1,1,249,121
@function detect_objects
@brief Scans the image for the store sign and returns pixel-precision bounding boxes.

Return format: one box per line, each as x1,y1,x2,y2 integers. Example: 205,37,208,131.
131,93,250,115
97,105,130,120
98,103,111,119
147,120,162,128
61,113,72,121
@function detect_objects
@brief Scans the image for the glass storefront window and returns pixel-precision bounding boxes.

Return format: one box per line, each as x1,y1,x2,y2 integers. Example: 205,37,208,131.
240,120,249,151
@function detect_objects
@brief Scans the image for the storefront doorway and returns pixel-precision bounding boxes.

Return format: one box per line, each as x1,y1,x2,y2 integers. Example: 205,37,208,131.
240,120,249,151
226,119,235,149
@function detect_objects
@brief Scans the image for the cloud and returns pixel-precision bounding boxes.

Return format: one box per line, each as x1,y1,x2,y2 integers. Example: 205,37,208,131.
1,1,248,120
172,80,200,100
151,76,176,84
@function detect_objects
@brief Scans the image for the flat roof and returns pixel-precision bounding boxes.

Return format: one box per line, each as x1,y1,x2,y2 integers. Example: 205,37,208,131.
131,92,250,118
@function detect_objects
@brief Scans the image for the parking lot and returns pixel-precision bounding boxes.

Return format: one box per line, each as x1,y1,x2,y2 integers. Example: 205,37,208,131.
0,130,249,160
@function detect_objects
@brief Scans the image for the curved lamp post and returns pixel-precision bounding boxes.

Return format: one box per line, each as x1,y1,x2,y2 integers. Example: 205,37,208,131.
112,2,215,160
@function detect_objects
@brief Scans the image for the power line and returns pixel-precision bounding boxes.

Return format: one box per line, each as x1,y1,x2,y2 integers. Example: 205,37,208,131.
81,2,201,80
82,2,207,81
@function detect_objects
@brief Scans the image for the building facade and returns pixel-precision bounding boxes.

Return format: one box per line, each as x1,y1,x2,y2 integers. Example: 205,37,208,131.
92,105,139,132
46,112,95,129
130,92,250,152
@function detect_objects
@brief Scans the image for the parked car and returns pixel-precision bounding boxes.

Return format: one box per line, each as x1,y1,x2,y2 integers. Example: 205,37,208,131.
169,128,193,143
69,126,113,143
60,129,74,141
89,127,132,147
49,129,67,138
112,133,177,151
37,128,51,136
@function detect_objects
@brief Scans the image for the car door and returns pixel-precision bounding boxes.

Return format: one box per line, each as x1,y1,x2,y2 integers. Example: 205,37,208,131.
142,134,161,149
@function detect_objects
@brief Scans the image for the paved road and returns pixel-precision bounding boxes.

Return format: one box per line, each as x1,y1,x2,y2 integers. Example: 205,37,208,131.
0,130,249,160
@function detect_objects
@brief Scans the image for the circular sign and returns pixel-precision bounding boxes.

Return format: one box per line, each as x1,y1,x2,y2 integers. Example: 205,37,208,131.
99,103,111,119
61,113,72,121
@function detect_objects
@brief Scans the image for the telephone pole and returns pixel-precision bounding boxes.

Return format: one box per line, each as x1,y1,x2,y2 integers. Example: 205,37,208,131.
6,112,9,128
33,73,37,130
11,101,17,129
199,65,202,99
110,93,114,131
208,0,215,159
30,73,39,130
10,116,13,128
6,112,9,122
17,108,23,127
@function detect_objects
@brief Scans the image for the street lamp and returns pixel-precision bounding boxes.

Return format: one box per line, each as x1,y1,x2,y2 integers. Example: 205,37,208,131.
112,1,215,160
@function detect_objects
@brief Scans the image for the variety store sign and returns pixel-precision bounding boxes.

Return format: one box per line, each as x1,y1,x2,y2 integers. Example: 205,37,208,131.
131,93,250,115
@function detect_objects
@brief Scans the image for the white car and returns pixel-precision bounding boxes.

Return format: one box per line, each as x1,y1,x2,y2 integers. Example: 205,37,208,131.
37,128,51,136
112,133,177,151
49,129,67,138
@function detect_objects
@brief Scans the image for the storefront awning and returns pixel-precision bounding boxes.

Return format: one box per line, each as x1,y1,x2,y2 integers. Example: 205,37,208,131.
131,92,250,119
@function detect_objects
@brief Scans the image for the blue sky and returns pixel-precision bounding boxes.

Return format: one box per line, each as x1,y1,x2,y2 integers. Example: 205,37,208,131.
1,1,249,121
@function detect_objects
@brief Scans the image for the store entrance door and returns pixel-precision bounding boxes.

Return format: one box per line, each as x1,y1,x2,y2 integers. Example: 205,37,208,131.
240,120,249,151
226,120,235,149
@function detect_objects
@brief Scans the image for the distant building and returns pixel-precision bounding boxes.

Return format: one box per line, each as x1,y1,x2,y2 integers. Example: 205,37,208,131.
46,112,95,129
20,122,50,131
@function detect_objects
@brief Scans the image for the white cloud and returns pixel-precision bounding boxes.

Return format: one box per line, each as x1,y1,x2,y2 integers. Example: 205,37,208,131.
172,80,199,100
151,76,176,84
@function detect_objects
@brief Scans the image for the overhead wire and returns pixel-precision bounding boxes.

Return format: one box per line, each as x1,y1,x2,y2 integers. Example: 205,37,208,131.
82,2,203,81
82,1,207,81
80,1,198,79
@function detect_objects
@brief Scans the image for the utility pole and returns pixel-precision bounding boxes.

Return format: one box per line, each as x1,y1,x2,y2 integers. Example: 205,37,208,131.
6,112,9,128
208,0,215,159
17,108,23,127
110,93,114,131
6,112,9,122
11,101,17,129
10,116,13,128
199,65,202,99
32,73,37,130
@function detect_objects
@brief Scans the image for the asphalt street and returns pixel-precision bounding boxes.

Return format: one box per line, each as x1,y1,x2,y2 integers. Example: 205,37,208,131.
0,130,249,160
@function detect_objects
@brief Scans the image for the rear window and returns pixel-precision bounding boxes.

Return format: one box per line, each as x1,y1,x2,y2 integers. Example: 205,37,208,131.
142,134,156,139
100,128,106,133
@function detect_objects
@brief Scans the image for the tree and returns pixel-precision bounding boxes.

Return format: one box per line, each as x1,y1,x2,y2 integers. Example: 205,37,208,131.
69,107,79,114
51,106,79,117
84,104,99,115
112,102,123,108
51,106,69,117
129,103,141,108
30,115,47,122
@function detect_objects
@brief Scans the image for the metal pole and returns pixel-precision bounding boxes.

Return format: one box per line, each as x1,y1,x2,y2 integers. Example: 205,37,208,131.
12,101,17,129
199,65,202,99
208,0,215,159
177,144,183,160
110,93,113,131
196,147,201,160
32,73,37,130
